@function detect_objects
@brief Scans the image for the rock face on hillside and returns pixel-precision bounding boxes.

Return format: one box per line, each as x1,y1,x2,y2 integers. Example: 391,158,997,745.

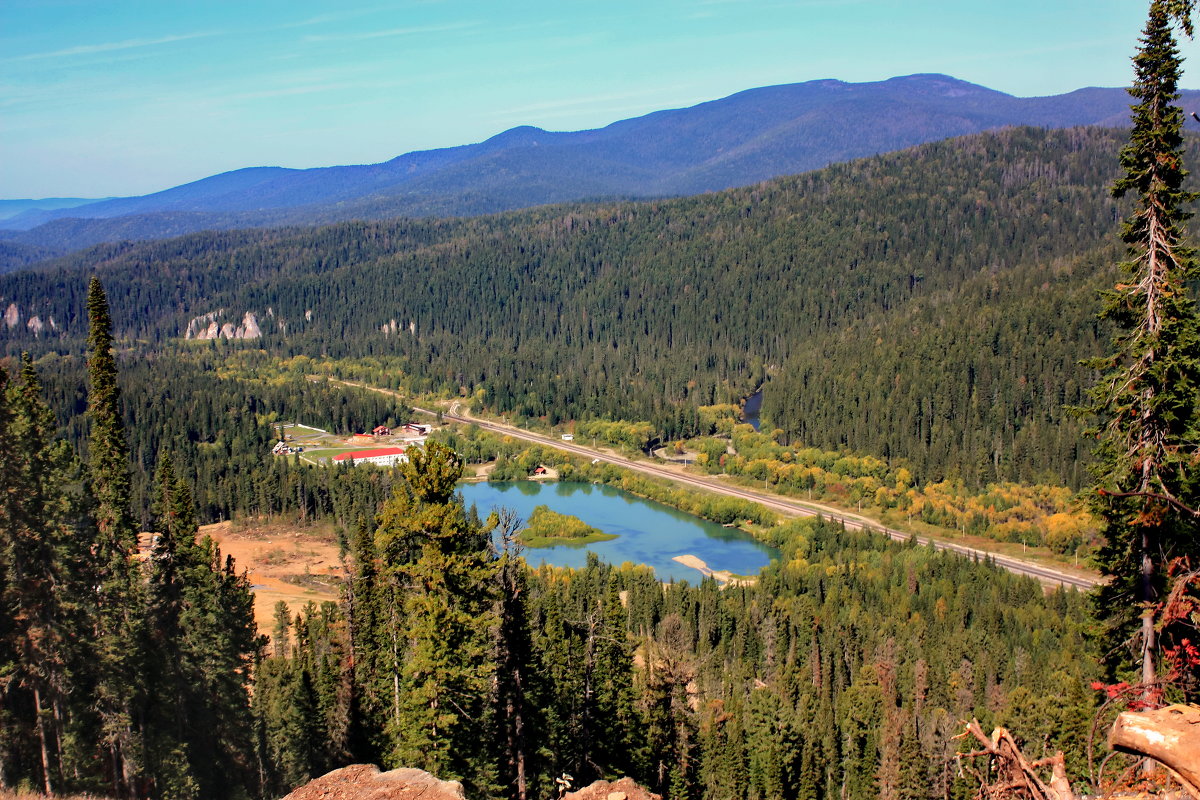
184,309,262,340
280,765,465,800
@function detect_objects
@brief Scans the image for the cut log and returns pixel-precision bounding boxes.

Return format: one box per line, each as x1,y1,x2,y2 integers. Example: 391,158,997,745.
1110,704,1200,798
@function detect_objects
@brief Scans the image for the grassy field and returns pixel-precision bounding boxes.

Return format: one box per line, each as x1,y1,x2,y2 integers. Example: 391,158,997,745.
300,446,364,460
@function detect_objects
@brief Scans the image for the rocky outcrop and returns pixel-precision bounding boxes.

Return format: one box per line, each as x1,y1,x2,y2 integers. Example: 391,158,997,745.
3,303,18,329
280,765,465,800
185,310,262,340
239,311,262,338
563,778,661,800
185,310,222,339
278,767,659,800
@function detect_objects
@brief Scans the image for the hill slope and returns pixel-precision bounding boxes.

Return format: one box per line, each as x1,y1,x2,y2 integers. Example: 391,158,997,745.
0,127,1145,486
3,74,1184,258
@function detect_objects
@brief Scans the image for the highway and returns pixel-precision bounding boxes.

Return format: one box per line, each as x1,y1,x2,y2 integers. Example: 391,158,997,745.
332,380,1099,590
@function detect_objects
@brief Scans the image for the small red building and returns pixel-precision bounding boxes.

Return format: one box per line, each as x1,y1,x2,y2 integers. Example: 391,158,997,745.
373,425,391,436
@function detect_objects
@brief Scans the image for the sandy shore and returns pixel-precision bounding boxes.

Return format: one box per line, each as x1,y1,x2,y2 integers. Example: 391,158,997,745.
672,554,753,586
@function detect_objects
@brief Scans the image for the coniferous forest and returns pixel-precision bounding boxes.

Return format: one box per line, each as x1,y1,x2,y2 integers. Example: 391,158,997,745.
0,130,1158,799
0,126,1159,489
0,322,1100,799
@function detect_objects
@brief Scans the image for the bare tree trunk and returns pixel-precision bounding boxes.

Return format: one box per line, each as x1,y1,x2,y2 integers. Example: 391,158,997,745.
1142,526,1157,705
33,685,54,795
110,743,122,798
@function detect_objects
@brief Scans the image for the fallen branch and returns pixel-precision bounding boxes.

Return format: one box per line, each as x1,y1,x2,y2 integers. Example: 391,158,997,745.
957,719,1075,800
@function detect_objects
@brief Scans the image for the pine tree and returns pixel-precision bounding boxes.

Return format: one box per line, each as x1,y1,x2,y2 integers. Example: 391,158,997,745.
85,277,147,796
1089,0,1200,696
372,442,498,792
0,363,20,790
0,355,97,794
3,356,77,794
144,455,200,800
494,511,533,800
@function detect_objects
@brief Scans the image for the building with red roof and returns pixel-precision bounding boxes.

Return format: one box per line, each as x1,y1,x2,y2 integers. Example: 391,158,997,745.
332,447,407,467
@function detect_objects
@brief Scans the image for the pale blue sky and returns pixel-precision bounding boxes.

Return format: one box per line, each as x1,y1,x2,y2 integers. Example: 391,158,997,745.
0,0,1194,198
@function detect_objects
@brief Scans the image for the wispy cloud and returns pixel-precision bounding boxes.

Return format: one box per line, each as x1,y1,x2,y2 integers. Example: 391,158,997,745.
6,32,218,63
302,21,479,43
281,5,402,29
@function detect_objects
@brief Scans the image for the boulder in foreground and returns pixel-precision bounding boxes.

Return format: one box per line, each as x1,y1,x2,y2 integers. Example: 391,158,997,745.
562,777,662,800
280,765,466,800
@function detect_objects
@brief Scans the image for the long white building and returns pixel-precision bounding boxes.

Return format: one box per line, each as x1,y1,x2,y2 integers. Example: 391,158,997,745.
332,447,407,467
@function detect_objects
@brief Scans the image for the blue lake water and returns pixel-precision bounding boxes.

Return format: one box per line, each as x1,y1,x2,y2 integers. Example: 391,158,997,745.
459,481,779,583
742,389,763,431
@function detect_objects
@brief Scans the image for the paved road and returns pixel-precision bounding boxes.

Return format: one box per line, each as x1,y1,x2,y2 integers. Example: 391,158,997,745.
423,406,1097,591
333,381,1099,590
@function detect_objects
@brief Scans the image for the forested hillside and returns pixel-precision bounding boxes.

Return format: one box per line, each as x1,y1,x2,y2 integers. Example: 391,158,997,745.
0,127,1152,487
25,350,411,528
1,341,1101,799
256,445,1098,800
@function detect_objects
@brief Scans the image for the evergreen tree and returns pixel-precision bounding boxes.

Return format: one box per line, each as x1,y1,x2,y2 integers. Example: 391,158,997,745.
0,364,15,789
494,512,534,800
1089,0,1200,695
144,455,200,799
2,356,79,794
0,355,96,794
373,442,498,793
85,277,147,796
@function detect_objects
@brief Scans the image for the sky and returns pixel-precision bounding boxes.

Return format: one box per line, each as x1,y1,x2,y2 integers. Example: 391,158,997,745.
2,0,1198,199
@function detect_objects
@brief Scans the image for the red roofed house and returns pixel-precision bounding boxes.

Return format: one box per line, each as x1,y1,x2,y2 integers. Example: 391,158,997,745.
333,447,407,467
373,425,391,436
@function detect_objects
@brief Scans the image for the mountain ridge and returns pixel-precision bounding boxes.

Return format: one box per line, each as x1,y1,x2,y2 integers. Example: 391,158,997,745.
3,73,1191,261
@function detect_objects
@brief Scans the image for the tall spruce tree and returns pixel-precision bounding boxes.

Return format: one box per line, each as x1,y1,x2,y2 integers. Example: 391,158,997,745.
85,277,147,795
372,442,498,793
0,355,97,794
1090,0,1200,695
3,356,77,794
0,364,18,789
145,453,263,799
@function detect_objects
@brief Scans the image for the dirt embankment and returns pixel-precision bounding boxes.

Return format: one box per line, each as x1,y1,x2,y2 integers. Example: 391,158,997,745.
201,520,342,631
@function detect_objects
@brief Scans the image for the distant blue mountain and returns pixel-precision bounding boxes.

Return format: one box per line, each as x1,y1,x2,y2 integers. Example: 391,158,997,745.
0,197,107,222
3,74,1190,257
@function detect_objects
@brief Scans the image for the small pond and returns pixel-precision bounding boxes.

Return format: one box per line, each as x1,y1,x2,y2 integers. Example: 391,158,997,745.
459,481,778,583
742,389,763,431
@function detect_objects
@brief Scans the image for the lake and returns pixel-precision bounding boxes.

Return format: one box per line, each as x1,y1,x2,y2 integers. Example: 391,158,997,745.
742,389,763,431
459,481,779,583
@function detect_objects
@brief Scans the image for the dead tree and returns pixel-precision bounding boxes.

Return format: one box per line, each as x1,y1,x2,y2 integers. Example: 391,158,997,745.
956,720,1075,800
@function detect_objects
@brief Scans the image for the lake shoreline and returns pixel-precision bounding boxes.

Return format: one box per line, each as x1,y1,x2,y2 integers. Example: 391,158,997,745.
460,480,777,583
